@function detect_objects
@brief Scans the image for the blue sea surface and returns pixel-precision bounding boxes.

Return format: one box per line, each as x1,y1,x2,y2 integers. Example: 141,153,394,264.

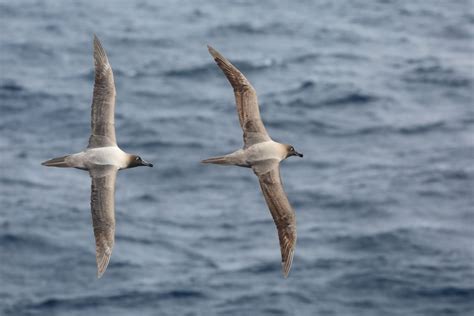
1,0,473,315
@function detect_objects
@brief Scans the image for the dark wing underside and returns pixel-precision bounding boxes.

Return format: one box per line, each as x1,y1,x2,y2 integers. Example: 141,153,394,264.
88,35,117,148
252,159,297,278
208,46,271,148
89,165,117,278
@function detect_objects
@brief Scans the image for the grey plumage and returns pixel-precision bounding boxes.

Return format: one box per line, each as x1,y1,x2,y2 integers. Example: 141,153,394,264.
89,34,117,149
253,160,296,277
42,35,153,278
90,165,117,278
204,46,303,278
41,155,72,167
207,45,271,148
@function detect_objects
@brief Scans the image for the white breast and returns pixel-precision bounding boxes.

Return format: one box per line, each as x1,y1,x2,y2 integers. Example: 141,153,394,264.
84,146,128,168
245,141,285,163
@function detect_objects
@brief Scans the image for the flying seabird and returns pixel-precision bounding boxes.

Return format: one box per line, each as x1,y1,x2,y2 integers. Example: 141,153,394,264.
42,35,153,278
202,46,303,278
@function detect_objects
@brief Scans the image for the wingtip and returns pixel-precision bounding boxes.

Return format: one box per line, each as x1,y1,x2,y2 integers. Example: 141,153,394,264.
96,260,109,279
97,264,107,278
281,248,295,278
92,34,110,68
282,263,289,278
96,250,111,279
93,34,102,48
93,35,102,50
207,44,219,58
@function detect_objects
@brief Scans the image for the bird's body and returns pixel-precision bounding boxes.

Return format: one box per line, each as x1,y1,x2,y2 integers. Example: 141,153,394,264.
246,141,289,163
42,35,152,278
203,46,303,278
63,146,130,170
203,140,289,167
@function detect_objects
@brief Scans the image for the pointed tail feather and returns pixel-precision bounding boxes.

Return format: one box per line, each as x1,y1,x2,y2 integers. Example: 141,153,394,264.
201,156,231,165
41,155,72,168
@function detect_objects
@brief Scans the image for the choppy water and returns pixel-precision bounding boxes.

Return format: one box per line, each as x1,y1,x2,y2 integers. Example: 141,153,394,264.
1,0,473,315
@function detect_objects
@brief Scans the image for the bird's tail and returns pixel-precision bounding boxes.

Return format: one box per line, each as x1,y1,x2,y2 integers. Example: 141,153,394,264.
201,155,233,165
41,155,72,168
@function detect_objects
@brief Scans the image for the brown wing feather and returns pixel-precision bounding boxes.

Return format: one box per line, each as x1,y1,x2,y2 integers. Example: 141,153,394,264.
90,166,117,278
253,160,297,278
89,35,116,148
208,45,271,148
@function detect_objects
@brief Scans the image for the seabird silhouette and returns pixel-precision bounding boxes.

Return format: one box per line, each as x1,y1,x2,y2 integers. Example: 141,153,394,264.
202,46,303,278
42,35,153,278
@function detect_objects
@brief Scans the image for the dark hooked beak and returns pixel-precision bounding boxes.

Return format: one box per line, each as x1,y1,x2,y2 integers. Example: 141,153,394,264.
142,160,153,167
294,151,303,158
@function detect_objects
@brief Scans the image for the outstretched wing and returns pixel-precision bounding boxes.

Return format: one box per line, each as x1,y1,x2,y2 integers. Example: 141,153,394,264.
252,159,297,277
88,35,117,148
208,45,271,148
89,165,118,278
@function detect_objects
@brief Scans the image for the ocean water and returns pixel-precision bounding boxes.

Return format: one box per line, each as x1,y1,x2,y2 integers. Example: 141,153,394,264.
1,0,473,315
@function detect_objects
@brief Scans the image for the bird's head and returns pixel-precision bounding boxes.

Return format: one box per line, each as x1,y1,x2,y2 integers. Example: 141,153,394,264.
127,155,153,168
284,144,303,159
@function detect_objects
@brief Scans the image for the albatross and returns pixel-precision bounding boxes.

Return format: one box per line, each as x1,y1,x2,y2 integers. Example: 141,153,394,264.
202,46,303,278
42,35,153,278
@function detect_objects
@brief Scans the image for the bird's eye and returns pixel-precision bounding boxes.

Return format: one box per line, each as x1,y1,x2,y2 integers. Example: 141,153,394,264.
290,147,294,151
136,156,140,161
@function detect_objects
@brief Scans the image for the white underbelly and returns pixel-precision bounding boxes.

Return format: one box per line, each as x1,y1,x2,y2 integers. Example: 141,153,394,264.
245,141,283,162
84,146,127,168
